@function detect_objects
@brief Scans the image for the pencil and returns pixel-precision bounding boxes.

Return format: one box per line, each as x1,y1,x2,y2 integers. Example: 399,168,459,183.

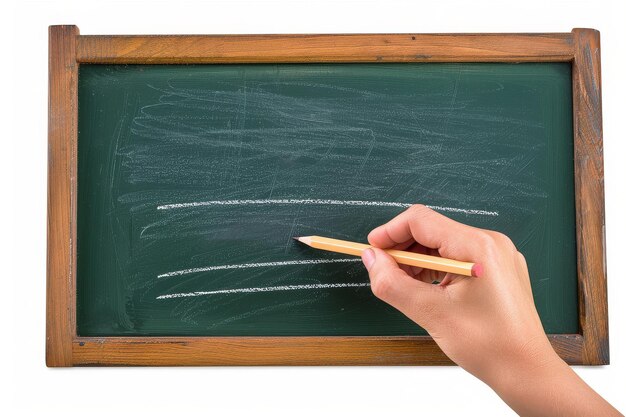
294,235,481,277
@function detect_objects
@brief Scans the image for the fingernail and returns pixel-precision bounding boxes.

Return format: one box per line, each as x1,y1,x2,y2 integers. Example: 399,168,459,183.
362,248,376,270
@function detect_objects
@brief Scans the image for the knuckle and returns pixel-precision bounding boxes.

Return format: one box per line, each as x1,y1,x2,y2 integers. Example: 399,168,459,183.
494,231,515,249
480,231,516,252
516,251,528,267
475,231,496,248
406,204,437,233
475,232,499,258
407,204,430,216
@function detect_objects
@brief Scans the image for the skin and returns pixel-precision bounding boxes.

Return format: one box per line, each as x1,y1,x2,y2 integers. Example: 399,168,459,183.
361,204,621,417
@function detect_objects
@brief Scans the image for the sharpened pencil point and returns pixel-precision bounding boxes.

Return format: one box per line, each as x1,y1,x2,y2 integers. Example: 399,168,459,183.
293,236,313,246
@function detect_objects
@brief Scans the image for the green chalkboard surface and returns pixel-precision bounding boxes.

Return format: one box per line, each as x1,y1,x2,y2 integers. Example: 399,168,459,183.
77,63,577,336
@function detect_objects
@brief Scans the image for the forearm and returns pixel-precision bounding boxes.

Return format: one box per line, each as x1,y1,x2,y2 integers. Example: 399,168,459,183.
489,353,621,417
364,206,620,416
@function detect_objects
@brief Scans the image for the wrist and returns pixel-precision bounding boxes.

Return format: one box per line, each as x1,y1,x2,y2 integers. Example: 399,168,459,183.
484,336,567,400
484,339,576,414
484,344,621,416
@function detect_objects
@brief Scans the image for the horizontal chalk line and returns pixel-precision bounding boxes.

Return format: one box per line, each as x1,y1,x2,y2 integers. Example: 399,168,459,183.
158,258,361,278
157,282,371,300
156,199,499,216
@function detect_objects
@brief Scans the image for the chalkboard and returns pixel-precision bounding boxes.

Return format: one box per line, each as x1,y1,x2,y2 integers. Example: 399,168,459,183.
77,63,577,337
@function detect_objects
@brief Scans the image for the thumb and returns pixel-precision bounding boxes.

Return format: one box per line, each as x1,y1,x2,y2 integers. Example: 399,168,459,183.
362,247,441,325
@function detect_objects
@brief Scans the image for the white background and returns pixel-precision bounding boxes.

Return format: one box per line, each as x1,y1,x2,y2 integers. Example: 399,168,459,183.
2,1,625,415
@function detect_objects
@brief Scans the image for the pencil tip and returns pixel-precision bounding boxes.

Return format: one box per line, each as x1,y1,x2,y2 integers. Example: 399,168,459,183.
292,237,301,242
295,236,312,245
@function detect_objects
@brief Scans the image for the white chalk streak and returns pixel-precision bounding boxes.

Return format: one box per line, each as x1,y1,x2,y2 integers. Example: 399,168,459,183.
426,204,498,217
157,282,370,300
156,199,498,216
158,258,360,278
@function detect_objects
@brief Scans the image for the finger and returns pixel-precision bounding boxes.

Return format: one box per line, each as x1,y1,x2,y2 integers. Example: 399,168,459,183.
439,273,461,286
405,241,441,258
394,261,442,283
362,247,441,325
374,243,445,280
379,242,447,282
398,263,417,277
391,242,434,278
404,243,444,283
391,239,416,251
368,204,485,262
410,265,424,276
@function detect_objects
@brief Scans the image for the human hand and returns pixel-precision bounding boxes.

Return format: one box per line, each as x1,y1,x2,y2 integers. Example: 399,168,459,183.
361,205,621,416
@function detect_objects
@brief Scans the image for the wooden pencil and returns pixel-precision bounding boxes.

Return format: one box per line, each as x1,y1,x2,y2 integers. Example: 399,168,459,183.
294,235,480,277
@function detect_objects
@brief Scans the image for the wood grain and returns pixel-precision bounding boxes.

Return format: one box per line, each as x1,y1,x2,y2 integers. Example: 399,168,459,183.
46,26,607,366
46,25,79,367
76,33,574,64
71,335,582,366
572,28,609,365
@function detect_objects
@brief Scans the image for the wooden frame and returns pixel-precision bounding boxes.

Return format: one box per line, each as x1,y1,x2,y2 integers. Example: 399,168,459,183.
47,26,607,366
